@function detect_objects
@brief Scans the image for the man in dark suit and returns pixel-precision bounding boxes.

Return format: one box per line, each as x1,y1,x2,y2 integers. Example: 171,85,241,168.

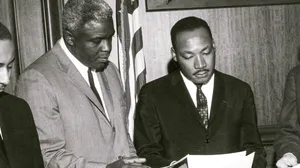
0,22,44,168
275,65,300,168
134,16,266,168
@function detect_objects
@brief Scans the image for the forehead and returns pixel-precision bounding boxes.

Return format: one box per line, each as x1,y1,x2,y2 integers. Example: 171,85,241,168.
78,18,114,38
0,40,14,63
175,27,212,48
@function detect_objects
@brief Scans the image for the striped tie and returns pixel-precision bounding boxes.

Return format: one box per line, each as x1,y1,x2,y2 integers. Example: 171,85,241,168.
196,84,208,129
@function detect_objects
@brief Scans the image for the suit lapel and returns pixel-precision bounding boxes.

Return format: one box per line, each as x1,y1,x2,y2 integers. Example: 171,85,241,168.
209,71,226,127
0,139,8,166
171,71,205,128
295,68,300,112
0,95,9,166
51,43,109,125
97,72,114,124
67,66,105,113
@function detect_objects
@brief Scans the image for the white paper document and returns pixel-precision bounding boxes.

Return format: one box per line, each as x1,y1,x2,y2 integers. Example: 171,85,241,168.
292,164,300,168
161,151,255,168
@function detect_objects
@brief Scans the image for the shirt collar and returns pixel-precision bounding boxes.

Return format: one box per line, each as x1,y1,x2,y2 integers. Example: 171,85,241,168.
59,38,89,73
59,38,90,85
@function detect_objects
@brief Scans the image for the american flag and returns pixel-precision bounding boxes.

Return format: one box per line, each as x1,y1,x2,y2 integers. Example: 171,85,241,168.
116,0,146,140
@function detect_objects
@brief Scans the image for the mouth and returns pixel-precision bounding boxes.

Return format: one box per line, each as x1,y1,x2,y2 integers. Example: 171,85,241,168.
95,57,109,63
193,70,209,78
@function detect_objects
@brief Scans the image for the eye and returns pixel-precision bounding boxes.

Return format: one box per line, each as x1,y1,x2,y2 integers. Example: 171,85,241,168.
180,53,194,59
90,38,103,44
7,62,14,70
7,65,13,70
202,48,213,56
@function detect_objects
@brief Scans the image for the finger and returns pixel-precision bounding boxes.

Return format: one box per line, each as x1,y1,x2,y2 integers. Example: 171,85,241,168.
283,156,297,166
124,160,142,165
288,157,298,166
129,163,142,166
276,159,289,168
125,164,150,168
123,158,146,164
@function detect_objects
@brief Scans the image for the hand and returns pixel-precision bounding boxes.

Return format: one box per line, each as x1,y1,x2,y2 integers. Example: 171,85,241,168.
276,153,298,168
106,156,150,168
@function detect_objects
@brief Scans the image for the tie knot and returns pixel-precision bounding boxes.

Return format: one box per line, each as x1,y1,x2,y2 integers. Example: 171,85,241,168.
196,84,203,89
88,68,92,73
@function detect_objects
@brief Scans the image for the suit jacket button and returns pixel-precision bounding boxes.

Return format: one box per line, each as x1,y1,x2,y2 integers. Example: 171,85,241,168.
205,139,209,143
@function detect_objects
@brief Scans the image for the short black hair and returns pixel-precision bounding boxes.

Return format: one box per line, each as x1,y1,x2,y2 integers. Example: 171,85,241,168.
170,16,212,50
0,21,12,40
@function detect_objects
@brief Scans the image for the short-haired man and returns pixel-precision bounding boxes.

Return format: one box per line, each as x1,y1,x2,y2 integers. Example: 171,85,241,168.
15,0,147,167
275,65,300,168
0,21,44,168
134,16,266,168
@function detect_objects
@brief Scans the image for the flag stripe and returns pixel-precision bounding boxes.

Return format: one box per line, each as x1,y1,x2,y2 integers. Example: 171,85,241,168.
131,28,143,60
127,0,139,14
135,48,145,78
136,69,146,95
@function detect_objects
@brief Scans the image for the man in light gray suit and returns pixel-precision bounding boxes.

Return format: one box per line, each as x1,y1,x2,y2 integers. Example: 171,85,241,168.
15,0,148,168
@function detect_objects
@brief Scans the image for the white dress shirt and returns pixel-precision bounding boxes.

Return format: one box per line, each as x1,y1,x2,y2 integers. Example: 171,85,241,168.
180,72,215,118
0,127,2,139
59,38,110,121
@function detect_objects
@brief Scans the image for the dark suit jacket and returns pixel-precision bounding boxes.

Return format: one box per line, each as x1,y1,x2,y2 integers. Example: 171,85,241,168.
0,92,44,168
134,70,266,168
274,65,300,159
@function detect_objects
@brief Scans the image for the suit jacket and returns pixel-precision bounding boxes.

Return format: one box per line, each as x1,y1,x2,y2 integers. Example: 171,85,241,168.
134,70,266,168
15,42,136,168
274,65,300,159
0,92,44,168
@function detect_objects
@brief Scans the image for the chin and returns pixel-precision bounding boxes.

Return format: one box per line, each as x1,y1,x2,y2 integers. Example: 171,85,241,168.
95,62,109,72
193,77,210,85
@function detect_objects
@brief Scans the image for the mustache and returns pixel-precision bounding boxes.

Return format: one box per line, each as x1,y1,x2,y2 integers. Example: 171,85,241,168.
0,84,6,90
193,69,209,75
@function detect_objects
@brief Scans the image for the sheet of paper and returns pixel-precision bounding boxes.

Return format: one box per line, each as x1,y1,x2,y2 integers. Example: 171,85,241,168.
293,164,300,168
187,151,254,168
161,151,254,168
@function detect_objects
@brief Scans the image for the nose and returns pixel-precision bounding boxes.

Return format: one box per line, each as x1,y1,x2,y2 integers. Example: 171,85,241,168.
100,39,112,52
194,55,207,69
0,68,10,86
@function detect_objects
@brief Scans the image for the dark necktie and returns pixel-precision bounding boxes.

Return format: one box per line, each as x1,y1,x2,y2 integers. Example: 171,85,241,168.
0,136,6,155
196,84,208,129
87,68,103,107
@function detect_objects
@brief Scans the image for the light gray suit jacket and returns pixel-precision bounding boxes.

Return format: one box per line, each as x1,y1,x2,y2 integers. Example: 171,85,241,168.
15,42,136,168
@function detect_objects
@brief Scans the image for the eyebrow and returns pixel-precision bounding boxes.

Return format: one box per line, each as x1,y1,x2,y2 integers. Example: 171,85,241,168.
200,45,212,53
0,57,16,67
91,31,115,40
181,45,212,54
8,57,16,64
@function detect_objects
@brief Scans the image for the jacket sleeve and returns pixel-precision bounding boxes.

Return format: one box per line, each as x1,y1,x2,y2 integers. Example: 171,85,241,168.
241,84,267,168
134,86,173,168
15,69,108,168
274,68,300,160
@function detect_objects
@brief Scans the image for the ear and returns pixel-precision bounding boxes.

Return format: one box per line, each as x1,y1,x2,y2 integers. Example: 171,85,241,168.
212,39,216,49
63,30,75,46
171,47,177,62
